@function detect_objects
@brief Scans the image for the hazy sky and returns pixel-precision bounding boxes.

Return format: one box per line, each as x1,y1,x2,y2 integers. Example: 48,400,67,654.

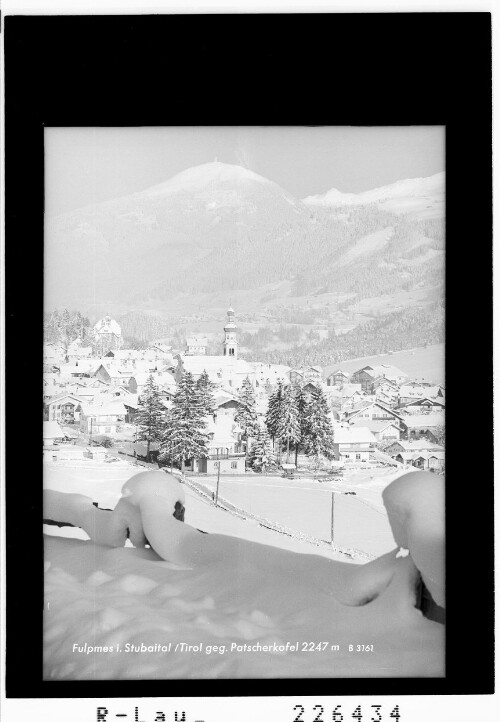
45,126,445,216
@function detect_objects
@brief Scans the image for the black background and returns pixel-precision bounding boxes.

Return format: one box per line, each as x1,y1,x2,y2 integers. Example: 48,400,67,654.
4,12,493,698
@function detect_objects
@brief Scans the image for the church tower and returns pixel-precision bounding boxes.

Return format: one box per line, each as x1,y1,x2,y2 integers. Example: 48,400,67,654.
222,307,238,359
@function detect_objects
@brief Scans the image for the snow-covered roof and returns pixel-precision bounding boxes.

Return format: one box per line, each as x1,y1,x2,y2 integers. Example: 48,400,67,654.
46,393,83,406
401,413,445,428
350,418,400,432
334,426,376,444
186,336,208,346
358,364,409,379
389,440,444,452
179,355,255,375
326,369,350,377
80,402,127,417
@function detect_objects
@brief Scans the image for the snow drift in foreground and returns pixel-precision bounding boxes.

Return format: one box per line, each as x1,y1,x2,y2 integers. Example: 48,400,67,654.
43,471,444,680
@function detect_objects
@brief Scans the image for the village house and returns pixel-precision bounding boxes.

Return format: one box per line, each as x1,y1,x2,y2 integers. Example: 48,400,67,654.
79,402,126,435
289,366,323,385
185,336,208,355
181,415,246,475
332,426,376,464
350,417,402,442
400,396,445,412
398,412,445,442
384,439,445,457
325,369,350,387
59,359,100,379
45,393,83,424
394,450,445,472
351,364,409,391
345,400,404,426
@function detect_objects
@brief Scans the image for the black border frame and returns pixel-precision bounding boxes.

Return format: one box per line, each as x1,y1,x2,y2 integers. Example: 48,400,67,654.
4,12,493,698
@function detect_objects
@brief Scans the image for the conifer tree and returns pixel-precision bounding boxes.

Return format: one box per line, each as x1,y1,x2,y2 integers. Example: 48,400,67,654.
235,376,259,459
265,380,286,463
248,426,276,473
276,384,301,463
135,374,167,462
160,371,208,471
196,370,217,415
293,382,311,466
303,386,335,467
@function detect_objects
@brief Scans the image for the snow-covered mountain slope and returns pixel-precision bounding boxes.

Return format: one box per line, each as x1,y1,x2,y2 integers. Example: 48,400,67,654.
45,162,444,313
43,470,444,680
336,227,395,267
136,161,275,197
303,172,445,219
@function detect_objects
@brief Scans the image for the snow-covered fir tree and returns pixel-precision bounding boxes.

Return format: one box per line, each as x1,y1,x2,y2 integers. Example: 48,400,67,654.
234,376,259,458
276,384,301,463
196,370,217,415
293,382,311,465
265,380,287,463
302,386,335,466
135,374,168,462
160,371,208,471
248,426,276,473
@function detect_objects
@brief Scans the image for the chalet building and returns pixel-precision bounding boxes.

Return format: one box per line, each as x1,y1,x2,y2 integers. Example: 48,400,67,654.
289,366,323,385
181,416,246,474
399,413,445,443
351,364,409,391
61,360,99,379
45,393,83,424
394,450,445,471
346,400,403,426
400,397,445,412
325,370,350,387
79,403,126,435
67,346,93,364
185,336,208,355
213,391,240,416
350,418,401,442
332,426,376,464
384,439,444,457
371,376,399,393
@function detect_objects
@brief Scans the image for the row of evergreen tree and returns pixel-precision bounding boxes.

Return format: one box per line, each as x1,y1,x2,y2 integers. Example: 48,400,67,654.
135,372,336,473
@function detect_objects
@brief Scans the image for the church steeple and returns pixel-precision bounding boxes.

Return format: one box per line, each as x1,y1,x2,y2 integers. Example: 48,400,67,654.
222,307,238,359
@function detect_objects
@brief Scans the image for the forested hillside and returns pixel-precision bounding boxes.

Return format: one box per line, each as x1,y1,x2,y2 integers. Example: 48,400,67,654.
243,302,445,368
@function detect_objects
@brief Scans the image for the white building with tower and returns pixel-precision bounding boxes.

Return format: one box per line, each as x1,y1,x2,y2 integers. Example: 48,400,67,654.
175,307,290,393
92,315,123,355
222,306,238,359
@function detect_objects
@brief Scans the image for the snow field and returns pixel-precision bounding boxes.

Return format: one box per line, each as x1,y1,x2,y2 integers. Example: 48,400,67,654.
44,534,444,680
43,467,444,679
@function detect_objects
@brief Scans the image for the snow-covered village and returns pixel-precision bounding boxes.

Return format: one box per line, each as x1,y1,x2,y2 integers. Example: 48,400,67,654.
42,127,445,681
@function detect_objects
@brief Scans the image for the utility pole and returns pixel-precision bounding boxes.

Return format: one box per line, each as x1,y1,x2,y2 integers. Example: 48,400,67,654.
215,462,221,507
330,491,335,546
89,418,93,447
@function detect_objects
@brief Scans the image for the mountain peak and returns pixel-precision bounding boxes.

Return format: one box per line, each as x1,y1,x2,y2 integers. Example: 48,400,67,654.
137,161,273,198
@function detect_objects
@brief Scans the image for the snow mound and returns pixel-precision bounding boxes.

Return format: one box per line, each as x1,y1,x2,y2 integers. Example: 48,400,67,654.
121,470,185,508
383,471,445,608
43,470,445,679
